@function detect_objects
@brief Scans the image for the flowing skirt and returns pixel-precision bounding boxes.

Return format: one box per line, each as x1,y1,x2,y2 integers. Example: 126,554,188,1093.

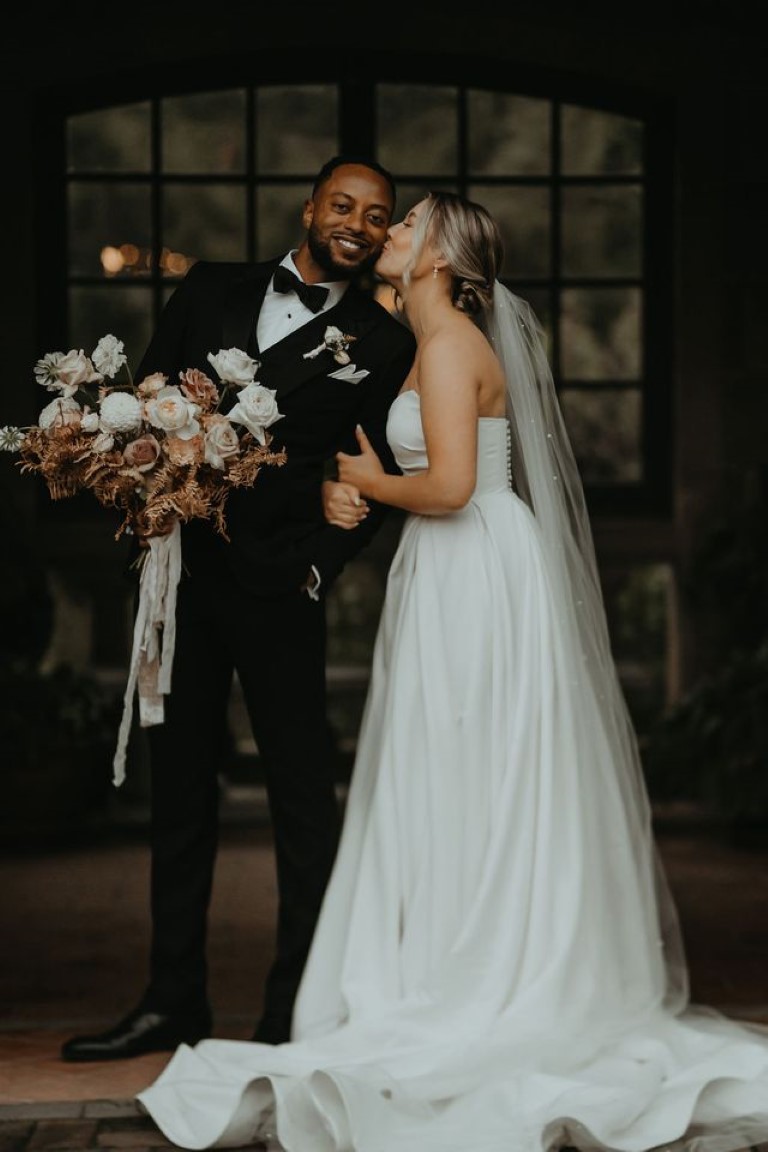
138,492,768,1152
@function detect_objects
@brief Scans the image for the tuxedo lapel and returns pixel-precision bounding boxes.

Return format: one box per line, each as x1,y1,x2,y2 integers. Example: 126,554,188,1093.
221,262,276,357
257,286,381,402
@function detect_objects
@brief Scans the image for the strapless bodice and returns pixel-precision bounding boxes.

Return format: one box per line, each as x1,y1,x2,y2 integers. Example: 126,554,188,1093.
386,388,511,496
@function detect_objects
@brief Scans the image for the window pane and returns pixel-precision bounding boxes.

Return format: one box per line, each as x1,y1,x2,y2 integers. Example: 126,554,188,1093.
562,186,642,278
378,85,458,174
561,287,641,380
256,86,339,173
68,286,154,370
396,180,458,216
468,91,550,175
559,387,642,482
163,185,246,266
67,103,151,173
255,184,306,260
68,183,152,277
470,184,550,278
162,89,246,174
561,105,643,176
511,287,553,355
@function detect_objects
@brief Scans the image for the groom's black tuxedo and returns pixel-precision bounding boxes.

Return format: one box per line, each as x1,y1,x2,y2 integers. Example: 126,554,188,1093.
135,258,415,595
132,258,415,1033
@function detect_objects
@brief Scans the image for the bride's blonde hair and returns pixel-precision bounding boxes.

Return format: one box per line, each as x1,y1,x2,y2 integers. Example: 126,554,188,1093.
404,190,503,316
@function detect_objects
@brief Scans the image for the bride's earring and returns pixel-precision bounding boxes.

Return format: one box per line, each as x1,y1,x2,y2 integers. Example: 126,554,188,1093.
432,265,439,279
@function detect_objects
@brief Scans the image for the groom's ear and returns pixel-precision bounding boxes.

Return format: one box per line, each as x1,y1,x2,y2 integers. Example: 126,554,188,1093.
302,199,314,230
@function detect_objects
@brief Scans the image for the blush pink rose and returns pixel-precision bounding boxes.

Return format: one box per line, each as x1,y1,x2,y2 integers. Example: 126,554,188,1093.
179,368,219,410
165,432,204,465
123,434,162,473
203,415,240,470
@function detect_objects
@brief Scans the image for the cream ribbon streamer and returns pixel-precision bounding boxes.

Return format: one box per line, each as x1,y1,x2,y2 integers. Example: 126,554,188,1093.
112,521,183,787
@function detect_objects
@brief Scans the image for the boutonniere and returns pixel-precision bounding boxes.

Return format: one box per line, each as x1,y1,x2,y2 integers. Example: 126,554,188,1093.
303,325,357,365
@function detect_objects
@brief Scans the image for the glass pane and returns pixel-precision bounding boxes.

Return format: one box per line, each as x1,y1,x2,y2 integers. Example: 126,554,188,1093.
562,185,642,278
395,180,458,217
162,89,246,174
510,287,553,355
68,286,154,371
561,287,641,380
561,105,643,176
255,184,308,260
378,85,458,174
68,183,152,278
67,103,151,173
256,86,339,173
469,184,550,278
163,184,246,267
468,91,550,175
559,387,642,482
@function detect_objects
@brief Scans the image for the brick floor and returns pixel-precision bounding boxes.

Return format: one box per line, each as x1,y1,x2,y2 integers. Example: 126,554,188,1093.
0,1101,182,1151
1,804,768,1150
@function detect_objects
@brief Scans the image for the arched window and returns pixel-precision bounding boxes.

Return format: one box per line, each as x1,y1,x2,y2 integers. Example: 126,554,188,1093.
35,69,674,750
42,73,671,517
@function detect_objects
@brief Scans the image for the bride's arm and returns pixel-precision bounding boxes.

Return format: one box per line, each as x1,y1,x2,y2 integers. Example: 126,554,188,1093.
336,338,479,516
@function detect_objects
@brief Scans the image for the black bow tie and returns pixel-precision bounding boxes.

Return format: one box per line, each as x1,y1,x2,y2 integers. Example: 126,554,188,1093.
272,265,330,314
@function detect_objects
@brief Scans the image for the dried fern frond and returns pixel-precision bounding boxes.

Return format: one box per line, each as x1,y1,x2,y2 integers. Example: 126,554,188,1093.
228,445,287,487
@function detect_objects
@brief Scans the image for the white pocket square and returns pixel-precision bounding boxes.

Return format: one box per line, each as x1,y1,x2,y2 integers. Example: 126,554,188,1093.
328,363,370,384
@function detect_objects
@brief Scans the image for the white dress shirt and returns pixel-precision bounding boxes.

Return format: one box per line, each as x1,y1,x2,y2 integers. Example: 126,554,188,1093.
256,252,348,351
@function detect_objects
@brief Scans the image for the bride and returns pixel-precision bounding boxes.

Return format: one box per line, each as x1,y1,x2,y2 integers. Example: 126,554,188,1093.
137,191,768,1152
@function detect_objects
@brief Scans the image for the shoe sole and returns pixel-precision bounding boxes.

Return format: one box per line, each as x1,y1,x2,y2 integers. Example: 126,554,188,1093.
60,1032,211,1062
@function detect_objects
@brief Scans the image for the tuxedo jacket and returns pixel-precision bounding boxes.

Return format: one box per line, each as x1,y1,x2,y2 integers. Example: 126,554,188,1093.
133,258,416,597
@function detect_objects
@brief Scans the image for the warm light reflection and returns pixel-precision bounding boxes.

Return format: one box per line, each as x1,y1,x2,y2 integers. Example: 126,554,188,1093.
161,248,192,275
120,243,140,267
100,246,124,275
99,243,195,278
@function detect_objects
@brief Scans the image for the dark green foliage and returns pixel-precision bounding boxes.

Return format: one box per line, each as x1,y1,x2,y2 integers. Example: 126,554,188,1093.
642,468,768,826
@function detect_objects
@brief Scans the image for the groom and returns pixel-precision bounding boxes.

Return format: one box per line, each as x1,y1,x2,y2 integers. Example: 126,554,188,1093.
62,155,415,1060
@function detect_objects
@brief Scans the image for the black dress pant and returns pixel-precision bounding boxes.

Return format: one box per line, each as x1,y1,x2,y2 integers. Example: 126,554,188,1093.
143,567,341,1019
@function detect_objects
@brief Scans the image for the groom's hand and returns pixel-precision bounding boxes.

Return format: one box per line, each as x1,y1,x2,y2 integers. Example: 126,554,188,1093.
322,479,369,530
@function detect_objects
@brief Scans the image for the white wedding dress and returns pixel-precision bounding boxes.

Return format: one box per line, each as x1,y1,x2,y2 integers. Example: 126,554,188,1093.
138,389,768,1152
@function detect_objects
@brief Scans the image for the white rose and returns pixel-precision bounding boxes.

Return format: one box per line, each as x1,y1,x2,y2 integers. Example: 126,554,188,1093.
38,396,82,434
34,349,102,397
137,372,168,398
204,415,241,471
92,431,115,453
99,391,143,435
226,384,283,445
145,385,200,440
92,335,127,380
207,347,260,388
81,411,100,432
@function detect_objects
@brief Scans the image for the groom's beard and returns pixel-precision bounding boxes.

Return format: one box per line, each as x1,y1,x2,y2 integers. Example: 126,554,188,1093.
307,226,381,281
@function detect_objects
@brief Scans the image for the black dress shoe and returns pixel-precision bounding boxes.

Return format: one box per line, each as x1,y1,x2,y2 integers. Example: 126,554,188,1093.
61,1005,212,1062
250,1011,292,1045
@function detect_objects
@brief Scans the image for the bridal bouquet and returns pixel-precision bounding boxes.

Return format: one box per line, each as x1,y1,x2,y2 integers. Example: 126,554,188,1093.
1,335,286,785
2,336,285,540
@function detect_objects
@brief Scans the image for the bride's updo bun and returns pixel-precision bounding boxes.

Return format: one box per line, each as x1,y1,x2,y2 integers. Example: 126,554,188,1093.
411,190,503,318
454,278,494,316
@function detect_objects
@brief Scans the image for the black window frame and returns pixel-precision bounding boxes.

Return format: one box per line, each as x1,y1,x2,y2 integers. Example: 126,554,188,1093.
32,52,675,520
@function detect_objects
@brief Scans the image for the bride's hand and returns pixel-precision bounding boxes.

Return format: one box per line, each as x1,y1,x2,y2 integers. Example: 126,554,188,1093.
336,425,385,496
322,480,369,530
